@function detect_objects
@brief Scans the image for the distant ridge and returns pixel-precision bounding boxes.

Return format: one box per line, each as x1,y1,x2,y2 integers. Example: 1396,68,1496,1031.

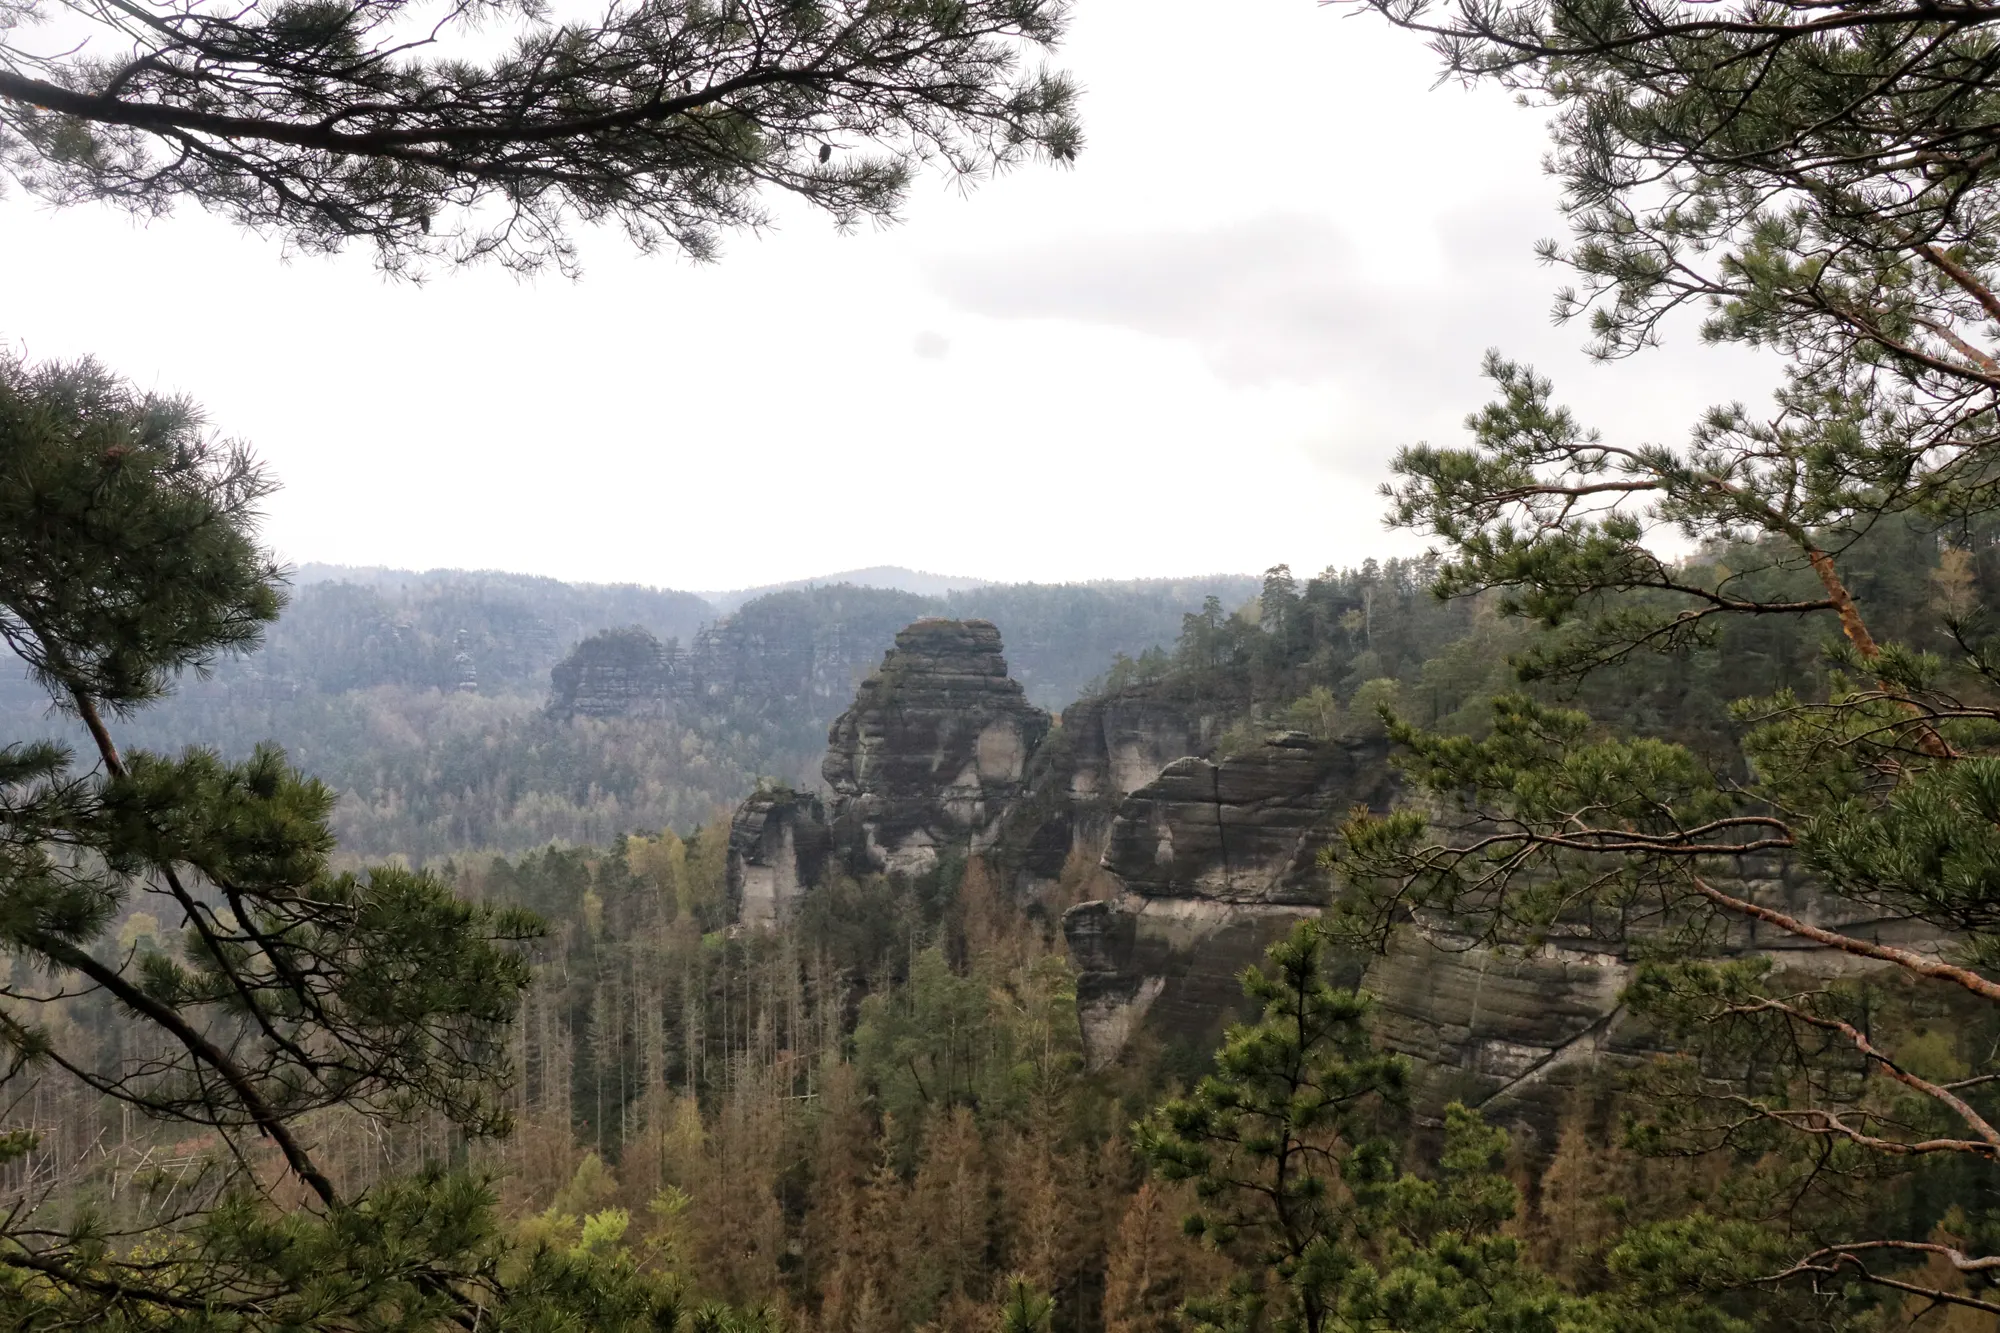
285,562,1263,620
288,563,679,594
698,566,992,614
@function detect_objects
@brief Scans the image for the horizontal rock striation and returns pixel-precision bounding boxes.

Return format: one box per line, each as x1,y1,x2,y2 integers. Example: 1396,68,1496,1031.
1061,680,1245,805
1064,732,1394,1069
1361,859,1961,1142
1102,732,1394,904
548,627,676,718
823,618,1051,875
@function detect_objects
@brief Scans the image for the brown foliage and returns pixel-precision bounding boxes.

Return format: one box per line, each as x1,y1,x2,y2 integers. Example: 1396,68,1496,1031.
1103,1181,1230,1333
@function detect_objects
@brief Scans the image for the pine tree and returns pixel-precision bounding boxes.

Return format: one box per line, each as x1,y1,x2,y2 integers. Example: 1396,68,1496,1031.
0,3,1079,275
1317,0,2000,1314
1133,923,1406,1333
996,1276,1056,1333
0,353,689,1328
1132,931,1742,1333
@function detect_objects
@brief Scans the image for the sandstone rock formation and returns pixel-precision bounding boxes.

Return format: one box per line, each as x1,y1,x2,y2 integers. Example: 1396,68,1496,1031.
1360,858,1958,1142
548,627,675,718
983,677,1249,897
822,619,1051,875
726,788,832,929
1060,679,1246,804
1064,730,1961,1146
714,613,1961,1154
720,618,1058,921
1099,732,1392,904
1064,733,1394,1069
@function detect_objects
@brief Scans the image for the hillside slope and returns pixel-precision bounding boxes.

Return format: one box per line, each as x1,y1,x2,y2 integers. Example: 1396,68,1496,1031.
0,567,1260,860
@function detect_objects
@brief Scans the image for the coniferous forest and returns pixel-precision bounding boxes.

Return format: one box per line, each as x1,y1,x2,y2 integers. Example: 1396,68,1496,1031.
11,0,2000,1330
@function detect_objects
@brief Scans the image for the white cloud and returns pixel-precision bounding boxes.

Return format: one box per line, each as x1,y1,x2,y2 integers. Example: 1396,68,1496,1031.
0,0,1784,591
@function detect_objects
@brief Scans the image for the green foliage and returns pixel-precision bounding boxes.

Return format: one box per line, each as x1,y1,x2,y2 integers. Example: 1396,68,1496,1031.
3,0,1080,276
1133,928,1773,1333
0,353,281,713
0,355,760,1330
1326,0,2000,1310
999,1275,1057,1332
1135,922,1406,1333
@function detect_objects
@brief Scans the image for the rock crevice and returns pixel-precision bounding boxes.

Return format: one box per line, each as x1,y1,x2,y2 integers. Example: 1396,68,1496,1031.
1063,732,1395,1068
821,618,1051,875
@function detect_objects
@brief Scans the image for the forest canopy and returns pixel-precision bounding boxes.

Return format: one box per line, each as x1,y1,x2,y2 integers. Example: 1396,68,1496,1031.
16,0,2000,1326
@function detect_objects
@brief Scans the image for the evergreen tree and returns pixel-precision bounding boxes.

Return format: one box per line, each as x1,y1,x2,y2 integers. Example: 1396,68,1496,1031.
0,354,685,1328
0,1,1079,275
1134,929,1757,1333
1330,0,2000,1313
997,1276,1056,1333
1133,923,1407,1333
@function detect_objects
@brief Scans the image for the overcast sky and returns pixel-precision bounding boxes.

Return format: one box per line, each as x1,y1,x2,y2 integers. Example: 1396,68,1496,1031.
0,0,1777,592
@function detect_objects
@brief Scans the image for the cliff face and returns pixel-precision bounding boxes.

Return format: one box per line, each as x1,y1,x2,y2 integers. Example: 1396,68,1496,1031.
1063,733,1395,1069
726,789,832,929
1099,733,1392,904
1059,680,1246,805
713,614,1971,1154
1358,858,1965,1140
976,678,1249,898
821,619,1051,875
548,627,678,718
1058,731,1965,1143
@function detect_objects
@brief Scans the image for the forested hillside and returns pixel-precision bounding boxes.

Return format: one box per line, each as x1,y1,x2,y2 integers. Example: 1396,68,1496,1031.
13,360,2000,1332
0,567,1258,860
15,0,2000,1324
404,513,2000,1332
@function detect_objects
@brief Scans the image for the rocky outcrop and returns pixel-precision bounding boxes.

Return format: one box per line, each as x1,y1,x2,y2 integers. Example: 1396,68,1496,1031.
1361,860,1960,1142
1061,679,1246,804
549,627,674,718
712,613,1967,1155
726,788,832,929
1064,732,1394,1068
717,617,1273,909
823,619,1051,875
986,678,1249,897
1101,733,1393,903
719,617,1063,914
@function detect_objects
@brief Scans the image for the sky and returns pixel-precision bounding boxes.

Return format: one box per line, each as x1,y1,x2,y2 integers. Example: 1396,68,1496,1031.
0,0,1780,593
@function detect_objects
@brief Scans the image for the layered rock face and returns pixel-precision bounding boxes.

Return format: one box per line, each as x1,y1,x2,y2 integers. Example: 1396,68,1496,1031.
1065,739,1954,1143
1362,859,1957,1141
822,619,1051,875
1064,733,1394,1068
726,789,832,929
722,618,1057,921
1100,733,1392,903
1061,680,1245,804
548,627,676,718
716,616,1958,1153
982,679,1247,896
